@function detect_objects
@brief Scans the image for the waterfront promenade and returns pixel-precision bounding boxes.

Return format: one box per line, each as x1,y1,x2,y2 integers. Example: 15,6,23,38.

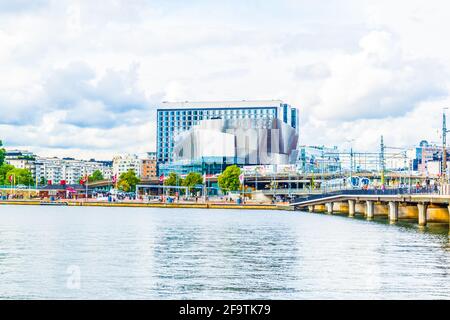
0,199,282,210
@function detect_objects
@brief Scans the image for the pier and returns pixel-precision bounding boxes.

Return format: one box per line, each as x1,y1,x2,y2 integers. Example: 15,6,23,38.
290,190,450,227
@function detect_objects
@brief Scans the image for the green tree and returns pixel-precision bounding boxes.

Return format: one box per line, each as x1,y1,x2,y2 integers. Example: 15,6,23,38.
117,169,140,192
163,172,183,187
5,168,34,186
117,179,131,192
89,170,104,182
218,165,241,193
0,140,5,166
182,172,203,192
39,176,46,186
0,163,14,185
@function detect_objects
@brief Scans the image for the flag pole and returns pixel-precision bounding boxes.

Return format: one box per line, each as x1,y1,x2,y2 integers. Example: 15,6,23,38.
86,173,88,203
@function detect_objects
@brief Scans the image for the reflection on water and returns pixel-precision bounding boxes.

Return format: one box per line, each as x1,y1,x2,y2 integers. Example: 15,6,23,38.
0,205,449,299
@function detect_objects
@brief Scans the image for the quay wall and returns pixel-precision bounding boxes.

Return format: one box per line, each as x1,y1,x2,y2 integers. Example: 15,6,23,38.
0,200,279,211
427,206,450,223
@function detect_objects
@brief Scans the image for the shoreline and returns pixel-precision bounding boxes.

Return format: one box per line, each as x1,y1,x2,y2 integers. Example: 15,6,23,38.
0,200,289,211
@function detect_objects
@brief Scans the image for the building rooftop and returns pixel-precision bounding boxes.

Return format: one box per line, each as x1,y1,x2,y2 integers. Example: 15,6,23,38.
158,100,285,110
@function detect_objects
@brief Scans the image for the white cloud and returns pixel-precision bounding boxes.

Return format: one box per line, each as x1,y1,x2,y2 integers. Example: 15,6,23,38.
311,31,447,121
0,0,449,159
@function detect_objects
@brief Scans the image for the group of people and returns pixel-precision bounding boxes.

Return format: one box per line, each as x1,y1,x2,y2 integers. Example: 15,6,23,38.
1,193,26,200
364,181,440,193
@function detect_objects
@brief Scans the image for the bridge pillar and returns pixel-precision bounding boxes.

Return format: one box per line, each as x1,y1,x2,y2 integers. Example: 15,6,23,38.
418,203,428,226
388,201,399,223
308,205,315,213
366,201,374,220
348,200,356,217
326,202,333,214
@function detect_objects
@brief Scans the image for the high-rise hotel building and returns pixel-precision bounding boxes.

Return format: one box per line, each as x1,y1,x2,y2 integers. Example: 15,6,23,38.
156,100,299,163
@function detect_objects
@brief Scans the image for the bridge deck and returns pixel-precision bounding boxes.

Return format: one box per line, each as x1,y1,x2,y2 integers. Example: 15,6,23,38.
290,192,449,207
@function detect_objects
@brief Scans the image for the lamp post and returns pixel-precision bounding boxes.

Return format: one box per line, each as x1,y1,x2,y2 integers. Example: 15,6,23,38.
85,171,88,203
442,108,450,187
288,170,291,198
9,173,16,197
255,167,258,192
346,138,355,189
380,135,386,187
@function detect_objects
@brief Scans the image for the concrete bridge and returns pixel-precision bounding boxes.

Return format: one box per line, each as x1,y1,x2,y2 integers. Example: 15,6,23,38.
290,191,450,228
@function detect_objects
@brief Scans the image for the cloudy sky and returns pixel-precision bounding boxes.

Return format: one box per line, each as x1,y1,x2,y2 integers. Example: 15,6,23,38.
1,0,449,160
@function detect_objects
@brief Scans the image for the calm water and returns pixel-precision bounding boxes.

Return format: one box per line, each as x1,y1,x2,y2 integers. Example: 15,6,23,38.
0,205,449,299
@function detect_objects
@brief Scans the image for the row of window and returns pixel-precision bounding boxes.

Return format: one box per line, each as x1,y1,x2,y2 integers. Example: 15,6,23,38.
157,143,175,148
158,108,274,115
157,115,276,133
158,108,275,120
158,114,274,125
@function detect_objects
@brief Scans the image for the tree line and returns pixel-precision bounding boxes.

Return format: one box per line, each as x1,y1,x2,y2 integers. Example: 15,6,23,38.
163,165,242,193
0,140,34,186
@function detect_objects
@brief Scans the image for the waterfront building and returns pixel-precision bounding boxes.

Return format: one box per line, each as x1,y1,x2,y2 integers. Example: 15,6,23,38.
141,152,158,180
4,150,37,179
156,100,299,164
112,154,142,178
5,149,112,185
158,117,299,176
35,157,112,185
406,140,449,175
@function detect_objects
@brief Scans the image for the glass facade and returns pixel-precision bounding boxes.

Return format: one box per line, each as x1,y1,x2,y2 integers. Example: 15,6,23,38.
159,156,244,176
156,101,299,164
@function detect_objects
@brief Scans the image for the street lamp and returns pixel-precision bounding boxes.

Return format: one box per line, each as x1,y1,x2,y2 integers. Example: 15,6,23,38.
346,138,355,189
442,108,450,186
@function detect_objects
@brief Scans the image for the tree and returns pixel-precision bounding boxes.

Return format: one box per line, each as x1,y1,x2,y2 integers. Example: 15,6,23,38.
218,165,241,193
0,140,5,166
89,170,104,182
163,172,182,187
0,163,14,185
5,168,34,186
39,176,46,186
117,169,140,192
117,179,131,192
182,172,203,192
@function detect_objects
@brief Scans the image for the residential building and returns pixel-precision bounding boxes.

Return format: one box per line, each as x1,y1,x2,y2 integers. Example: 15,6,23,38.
141,152,157,180
35,157,112,185
112,154,142,178
5,149,113,185
406,140,448,175
4,150,37,179
156,100,299,164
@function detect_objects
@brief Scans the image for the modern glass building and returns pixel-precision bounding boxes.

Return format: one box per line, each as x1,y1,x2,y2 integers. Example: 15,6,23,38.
156,100,299,164
158,117,299,176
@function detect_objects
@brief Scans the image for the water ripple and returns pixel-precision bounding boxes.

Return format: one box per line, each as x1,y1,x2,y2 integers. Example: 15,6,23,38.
0,206,449,299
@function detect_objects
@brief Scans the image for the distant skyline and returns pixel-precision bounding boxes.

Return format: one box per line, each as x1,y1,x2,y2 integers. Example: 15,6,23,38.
1,0,450,160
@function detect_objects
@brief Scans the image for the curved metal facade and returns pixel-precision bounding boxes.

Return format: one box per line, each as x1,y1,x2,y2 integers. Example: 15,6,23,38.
172,118,298,165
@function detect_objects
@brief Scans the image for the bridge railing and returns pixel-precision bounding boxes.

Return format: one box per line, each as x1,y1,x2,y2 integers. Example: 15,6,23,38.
290,187,439,204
